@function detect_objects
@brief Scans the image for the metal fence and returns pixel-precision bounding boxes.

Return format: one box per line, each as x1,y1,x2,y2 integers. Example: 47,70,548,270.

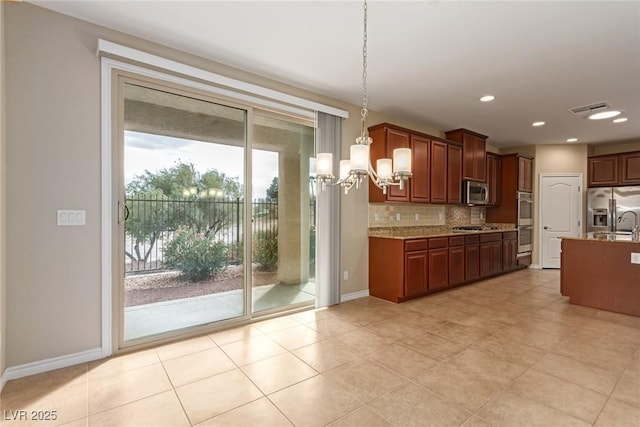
124,197,314,274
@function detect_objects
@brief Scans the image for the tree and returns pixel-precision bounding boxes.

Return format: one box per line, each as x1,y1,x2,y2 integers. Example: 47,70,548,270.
125,162,243,265
266,177,278,201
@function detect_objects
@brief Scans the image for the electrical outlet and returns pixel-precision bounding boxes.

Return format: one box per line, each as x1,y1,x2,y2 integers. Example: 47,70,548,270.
415,213,420,221
631,253,640,265
480,211,485,220
396,213,401,221
438,212,444,221
343,271,349,280
374,213,380,222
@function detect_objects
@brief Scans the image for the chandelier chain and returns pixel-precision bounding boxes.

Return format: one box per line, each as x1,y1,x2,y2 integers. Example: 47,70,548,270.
361,0,368,137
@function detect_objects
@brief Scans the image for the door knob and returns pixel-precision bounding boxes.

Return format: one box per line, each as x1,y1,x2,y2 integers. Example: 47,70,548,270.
544,226,551,230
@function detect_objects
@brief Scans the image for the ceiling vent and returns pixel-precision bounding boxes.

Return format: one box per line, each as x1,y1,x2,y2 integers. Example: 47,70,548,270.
569,102,610,115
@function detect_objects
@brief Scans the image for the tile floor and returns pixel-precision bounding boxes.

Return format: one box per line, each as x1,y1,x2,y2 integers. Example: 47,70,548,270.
2,269,639,426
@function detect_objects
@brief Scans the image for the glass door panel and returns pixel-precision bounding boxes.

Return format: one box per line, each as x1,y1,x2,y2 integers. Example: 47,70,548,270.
251,112,316,313
121,81,247,343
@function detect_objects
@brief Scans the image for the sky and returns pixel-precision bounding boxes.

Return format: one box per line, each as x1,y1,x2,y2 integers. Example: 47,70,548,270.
124,131,279,199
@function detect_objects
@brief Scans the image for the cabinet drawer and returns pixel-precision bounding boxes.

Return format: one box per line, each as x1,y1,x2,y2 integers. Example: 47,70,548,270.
503,231,517,240
480,233,502,243
465,235,480,244
405,239,428,252
429,237,449,249
449,236,465,247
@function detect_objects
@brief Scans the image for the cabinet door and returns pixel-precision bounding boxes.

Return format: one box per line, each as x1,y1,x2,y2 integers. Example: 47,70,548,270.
588,156,618,187
518,157,533,192
486,153,499,205
503,239,517,271
449,245,465,285
474,135,487,182
620,151,640,185
430,141,447,203
447,144,463,204
386,128,411,201
405,251,428,297
480,241,502,277
428,248,449,290
462,135,486,182
410,135,430,202
491,241,503,274
465,244,479,281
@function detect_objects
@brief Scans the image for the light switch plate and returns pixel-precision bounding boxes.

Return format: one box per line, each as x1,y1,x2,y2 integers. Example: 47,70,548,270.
57,210,86,226
631,253,640,265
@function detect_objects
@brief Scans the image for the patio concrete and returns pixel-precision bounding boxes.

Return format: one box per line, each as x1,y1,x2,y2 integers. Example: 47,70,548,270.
124,281,315,341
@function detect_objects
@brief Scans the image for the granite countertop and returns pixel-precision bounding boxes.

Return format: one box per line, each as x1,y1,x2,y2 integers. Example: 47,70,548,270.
562,233,640,244
369,224,518,240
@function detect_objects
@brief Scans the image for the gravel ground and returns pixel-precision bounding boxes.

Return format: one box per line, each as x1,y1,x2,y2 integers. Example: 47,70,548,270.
124,265,277,307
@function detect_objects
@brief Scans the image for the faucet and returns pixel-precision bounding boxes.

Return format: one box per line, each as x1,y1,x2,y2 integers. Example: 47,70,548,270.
618,211,640,241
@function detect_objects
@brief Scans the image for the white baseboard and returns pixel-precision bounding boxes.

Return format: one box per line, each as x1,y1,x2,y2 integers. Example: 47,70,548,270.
341,289,370,302
3,348,103,383
529,264,542,269
1,370,7,392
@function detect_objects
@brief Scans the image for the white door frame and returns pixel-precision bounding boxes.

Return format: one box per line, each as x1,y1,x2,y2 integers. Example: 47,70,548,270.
538,173,583,269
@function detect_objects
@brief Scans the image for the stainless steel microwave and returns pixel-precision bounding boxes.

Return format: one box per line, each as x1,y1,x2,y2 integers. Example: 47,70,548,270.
463,181,489,205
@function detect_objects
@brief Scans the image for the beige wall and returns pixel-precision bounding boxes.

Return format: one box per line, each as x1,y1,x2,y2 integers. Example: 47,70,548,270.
589,140,640,156
1,0,6,383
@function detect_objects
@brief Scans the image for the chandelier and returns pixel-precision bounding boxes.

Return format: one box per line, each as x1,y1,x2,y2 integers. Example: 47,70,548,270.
315,0,412,194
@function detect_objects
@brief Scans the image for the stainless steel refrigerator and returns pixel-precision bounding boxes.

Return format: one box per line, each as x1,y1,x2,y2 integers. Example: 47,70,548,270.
587,186,640,232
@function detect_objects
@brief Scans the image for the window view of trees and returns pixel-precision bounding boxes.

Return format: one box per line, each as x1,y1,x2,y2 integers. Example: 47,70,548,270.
125,162,244,274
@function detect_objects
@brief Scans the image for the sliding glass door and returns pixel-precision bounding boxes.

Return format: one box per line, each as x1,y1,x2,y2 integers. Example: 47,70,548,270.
120,79,248,343
251,112,316,314
116,76,316,347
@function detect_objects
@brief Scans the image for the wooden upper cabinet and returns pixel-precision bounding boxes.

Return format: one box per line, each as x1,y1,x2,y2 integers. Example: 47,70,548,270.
368,124,411,202
486,152,500,205
447,143,463,204
430,140,448,203
410,135,430,202
588,155,620,187
445,129,487,182
518,156,533,192
620,151,640,185
386,128,411,201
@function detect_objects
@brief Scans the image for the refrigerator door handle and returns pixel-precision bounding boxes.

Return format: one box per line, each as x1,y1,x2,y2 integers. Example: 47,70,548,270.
609,198,617,232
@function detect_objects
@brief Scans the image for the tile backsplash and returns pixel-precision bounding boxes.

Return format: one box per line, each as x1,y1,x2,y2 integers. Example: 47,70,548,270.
369,203,486,228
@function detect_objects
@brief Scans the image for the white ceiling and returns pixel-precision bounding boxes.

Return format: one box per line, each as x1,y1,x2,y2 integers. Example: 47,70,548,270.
29,0,640,148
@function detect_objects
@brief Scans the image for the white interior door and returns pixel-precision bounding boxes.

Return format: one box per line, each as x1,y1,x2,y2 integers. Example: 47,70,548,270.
540,174,582,268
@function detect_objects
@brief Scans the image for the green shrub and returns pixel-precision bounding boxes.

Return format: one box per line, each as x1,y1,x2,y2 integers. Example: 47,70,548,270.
165,230,228,281
253,229,278,272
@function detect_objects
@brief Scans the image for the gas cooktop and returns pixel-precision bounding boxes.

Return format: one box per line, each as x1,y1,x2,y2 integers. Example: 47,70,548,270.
452,225,499,232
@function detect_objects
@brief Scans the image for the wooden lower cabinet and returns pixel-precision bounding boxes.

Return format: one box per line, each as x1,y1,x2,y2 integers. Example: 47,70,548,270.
428,237,448,290
448,236,465,285
502,231,518,271
480,233,502,277
465,235,480,282
369,231,522,303
405,250,428,297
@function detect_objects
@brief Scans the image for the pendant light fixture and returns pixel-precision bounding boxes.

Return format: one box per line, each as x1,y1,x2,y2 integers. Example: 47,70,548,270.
316,0,412,194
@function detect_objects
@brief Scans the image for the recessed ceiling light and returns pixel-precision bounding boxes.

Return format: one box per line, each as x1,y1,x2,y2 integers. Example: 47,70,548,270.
566,138,578,143
532,121,545,127
480,95,495,102
588,110,621,120
613,117,628,123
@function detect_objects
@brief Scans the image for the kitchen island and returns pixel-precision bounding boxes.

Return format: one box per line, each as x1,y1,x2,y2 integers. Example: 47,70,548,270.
561,236,640,316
